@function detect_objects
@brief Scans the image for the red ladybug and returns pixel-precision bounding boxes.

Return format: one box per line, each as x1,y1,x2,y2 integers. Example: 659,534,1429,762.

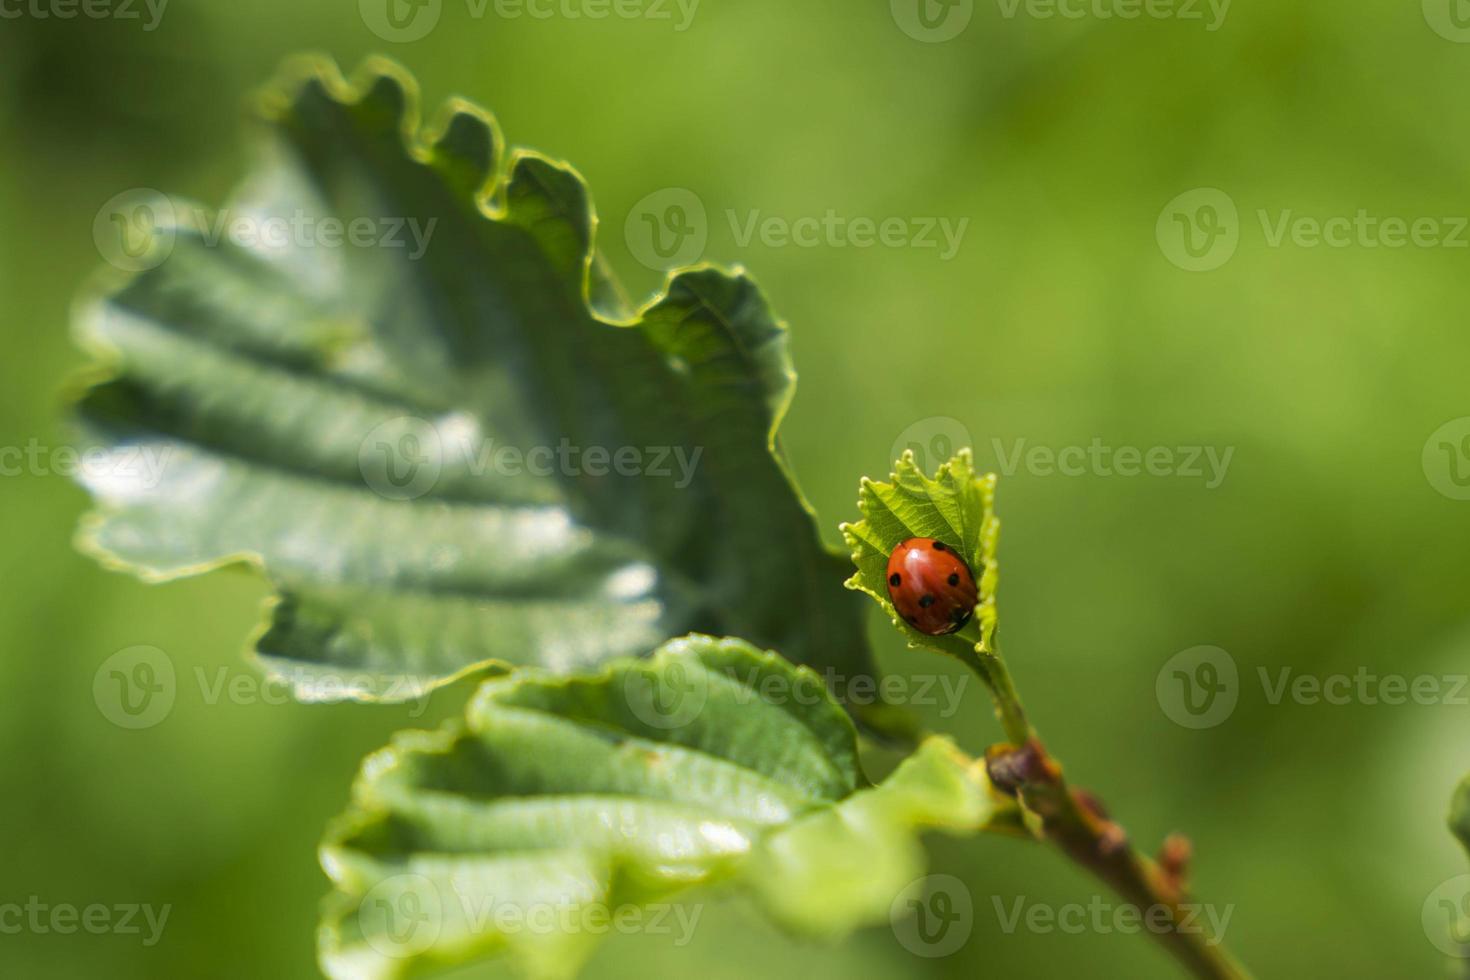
885,537,979,636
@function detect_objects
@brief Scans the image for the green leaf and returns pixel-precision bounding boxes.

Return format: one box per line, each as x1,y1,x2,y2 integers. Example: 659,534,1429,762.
742,734,993,939
67,55,880,712
839,448,1000,654
318,635,992,979
1451,772,1470,859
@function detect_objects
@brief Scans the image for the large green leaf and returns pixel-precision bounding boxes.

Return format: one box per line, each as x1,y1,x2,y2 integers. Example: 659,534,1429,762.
68,56,879,709
319,635,993,980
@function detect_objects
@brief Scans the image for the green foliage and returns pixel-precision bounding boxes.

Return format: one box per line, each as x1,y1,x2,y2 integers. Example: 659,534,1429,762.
318,635,992,979
67,56,879,708
9,7,1466,978
840,448,1000,655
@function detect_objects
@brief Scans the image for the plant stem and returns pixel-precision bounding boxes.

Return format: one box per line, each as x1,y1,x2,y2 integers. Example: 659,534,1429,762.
954,640,1252,980
952,644,1030,747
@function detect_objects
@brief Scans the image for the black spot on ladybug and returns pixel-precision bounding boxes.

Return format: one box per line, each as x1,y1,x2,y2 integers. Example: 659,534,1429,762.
889,573,901,586
932,541,946,551
919,594,935,608
948,573,960,586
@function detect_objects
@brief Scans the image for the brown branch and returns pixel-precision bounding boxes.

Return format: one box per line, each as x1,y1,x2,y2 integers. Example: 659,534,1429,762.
985,739,1251,980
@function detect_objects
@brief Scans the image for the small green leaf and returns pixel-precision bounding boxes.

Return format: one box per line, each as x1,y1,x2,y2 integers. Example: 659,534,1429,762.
318,635,992,980
67,55,881,713
839,448,1000,654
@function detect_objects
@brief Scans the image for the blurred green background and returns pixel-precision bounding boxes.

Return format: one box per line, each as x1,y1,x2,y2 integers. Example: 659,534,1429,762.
3,1,1470,977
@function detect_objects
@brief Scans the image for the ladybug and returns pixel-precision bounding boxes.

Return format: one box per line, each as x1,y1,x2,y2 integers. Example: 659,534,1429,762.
885,537,979,636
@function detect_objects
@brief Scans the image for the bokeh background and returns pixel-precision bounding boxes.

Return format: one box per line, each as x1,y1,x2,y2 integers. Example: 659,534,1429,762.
3,1,1470,977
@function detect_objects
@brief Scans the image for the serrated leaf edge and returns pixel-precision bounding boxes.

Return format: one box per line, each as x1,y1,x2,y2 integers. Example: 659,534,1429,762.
66,53,850,706
838,447,1001,655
